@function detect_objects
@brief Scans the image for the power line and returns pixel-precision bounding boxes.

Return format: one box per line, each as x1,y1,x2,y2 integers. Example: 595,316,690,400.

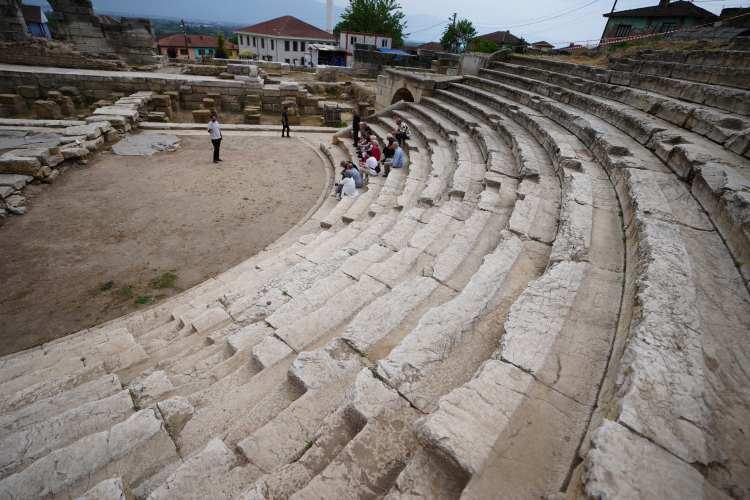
474,0,604,29
406,19,449,35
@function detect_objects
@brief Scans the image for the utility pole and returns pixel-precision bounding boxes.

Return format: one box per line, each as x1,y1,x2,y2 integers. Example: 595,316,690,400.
609,0,618,13
180,19,189,60
451,12,457,52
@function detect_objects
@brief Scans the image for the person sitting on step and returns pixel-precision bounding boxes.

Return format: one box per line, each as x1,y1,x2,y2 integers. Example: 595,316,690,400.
383,141,406,178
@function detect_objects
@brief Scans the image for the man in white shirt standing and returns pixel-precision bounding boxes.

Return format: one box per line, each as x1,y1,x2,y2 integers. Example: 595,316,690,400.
207,112,222,164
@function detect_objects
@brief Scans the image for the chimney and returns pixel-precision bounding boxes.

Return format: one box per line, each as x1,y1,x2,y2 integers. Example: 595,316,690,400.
326,0,333,33
659,0,670,8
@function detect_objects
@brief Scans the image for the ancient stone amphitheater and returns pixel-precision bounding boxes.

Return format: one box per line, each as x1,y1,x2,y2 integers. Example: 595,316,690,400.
1,49,749,500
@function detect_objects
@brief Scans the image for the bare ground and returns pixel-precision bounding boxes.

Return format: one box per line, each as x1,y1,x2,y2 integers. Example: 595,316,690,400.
0,133,327,356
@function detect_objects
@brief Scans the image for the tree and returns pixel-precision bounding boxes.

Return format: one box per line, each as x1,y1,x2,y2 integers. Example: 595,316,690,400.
469,38,497,53
440,18,476,53
215,33,227,59
334,0,407,47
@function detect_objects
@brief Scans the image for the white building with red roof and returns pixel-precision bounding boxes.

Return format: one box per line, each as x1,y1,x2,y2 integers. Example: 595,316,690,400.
235,15,336,66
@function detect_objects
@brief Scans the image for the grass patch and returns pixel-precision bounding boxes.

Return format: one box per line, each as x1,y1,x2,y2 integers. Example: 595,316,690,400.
99,280,114,292
135,295,154,305
118,285,133,299
150,271,178,289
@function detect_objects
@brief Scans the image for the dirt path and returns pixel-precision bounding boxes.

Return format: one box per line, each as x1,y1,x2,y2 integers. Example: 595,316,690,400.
0,134,327,356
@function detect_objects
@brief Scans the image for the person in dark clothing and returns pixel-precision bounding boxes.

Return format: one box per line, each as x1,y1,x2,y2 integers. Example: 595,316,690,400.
207,112,222,163
352,113,361,146
281,106,291,137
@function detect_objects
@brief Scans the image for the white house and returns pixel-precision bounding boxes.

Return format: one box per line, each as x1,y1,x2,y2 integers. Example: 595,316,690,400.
338,31,392,66
235,15,336,66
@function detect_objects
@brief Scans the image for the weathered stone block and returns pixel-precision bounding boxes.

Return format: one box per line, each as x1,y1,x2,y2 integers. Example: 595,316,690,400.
32,100,62,119
192,109,212,123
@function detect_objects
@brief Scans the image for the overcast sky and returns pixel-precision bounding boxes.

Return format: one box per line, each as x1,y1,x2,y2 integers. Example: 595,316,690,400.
370,0,745,45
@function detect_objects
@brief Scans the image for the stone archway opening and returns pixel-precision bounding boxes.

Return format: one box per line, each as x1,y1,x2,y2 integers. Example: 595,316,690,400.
391,87,415,105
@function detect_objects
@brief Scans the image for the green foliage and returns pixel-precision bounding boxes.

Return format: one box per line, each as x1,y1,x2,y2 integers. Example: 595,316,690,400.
150,271,178,289
215,33,227,59
469,38,498,53
440,18,477,53
135,295,154,305
118,286,134,299
239,49,255,59
334,0,407,47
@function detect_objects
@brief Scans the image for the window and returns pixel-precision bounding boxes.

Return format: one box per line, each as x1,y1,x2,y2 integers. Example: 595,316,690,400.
285,58,290,63
614,24,632,38
350,36,356,44
381,39,387,47
271,39,274,50
285,40,290,51
197,48,204,55
300,41,305,51
261,38,265,49
179,48,187,55
252,36,256,47
293,41,298,51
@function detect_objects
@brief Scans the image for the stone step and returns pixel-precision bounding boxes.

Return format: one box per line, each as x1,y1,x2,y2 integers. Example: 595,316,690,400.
342,178,383,223
320,195,356,228
291,404,420,499
477,63,750,285
406,103,486,201
175,358,296,456
582,421,733,499
0,373,121,437
274,274,388,353
490,56,750,156
376,232,525,412
237,406,360,500
476,75,750,495
0,390,135,479
147,438,257,500
75,477,130,500
0,362,108,416
237,341,363,472
0,409,178,499
493,57,750,156
0,326,145,388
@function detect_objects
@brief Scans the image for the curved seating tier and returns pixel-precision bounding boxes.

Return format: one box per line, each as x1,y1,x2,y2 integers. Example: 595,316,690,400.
0,52,747,500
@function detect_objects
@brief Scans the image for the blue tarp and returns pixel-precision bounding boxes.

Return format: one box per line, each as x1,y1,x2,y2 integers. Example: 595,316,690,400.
377,48,415,56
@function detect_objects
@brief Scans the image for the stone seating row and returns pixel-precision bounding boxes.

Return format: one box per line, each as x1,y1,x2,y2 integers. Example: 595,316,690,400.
476,64,750,285
495,55,750,150
454,69,750,498
610,49,750,90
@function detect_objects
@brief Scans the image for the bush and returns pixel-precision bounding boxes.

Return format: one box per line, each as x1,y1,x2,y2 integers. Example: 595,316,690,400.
239,50,255,59
469,39,498,53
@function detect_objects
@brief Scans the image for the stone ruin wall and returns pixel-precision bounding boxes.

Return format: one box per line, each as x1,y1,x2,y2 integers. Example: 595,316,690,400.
0,0,158,67
48,0,158,66
0,0,26,41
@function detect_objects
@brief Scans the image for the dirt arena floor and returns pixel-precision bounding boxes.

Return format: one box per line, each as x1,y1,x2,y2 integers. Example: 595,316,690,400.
0,133,327,356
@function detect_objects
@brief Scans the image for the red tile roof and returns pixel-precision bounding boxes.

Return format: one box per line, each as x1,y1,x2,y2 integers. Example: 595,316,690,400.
476,30,524,46
236,15,335,40
157,34,237,49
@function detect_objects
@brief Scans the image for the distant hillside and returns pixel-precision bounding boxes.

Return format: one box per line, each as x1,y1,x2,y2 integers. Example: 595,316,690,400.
91,0,340,28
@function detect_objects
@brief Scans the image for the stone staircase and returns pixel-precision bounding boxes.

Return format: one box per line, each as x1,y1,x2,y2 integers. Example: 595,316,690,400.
0,52,748,500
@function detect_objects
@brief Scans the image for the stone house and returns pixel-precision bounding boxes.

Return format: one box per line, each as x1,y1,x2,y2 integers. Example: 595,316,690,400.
601,0,718,41
338,31,392,66
473,30,525,49
530,40,554,51
235,15,336,66
157,34,238,61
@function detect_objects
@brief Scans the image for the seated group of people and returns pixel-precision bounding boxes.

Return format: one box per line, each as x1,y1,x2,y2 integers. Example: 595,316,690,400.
335,118,410,200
